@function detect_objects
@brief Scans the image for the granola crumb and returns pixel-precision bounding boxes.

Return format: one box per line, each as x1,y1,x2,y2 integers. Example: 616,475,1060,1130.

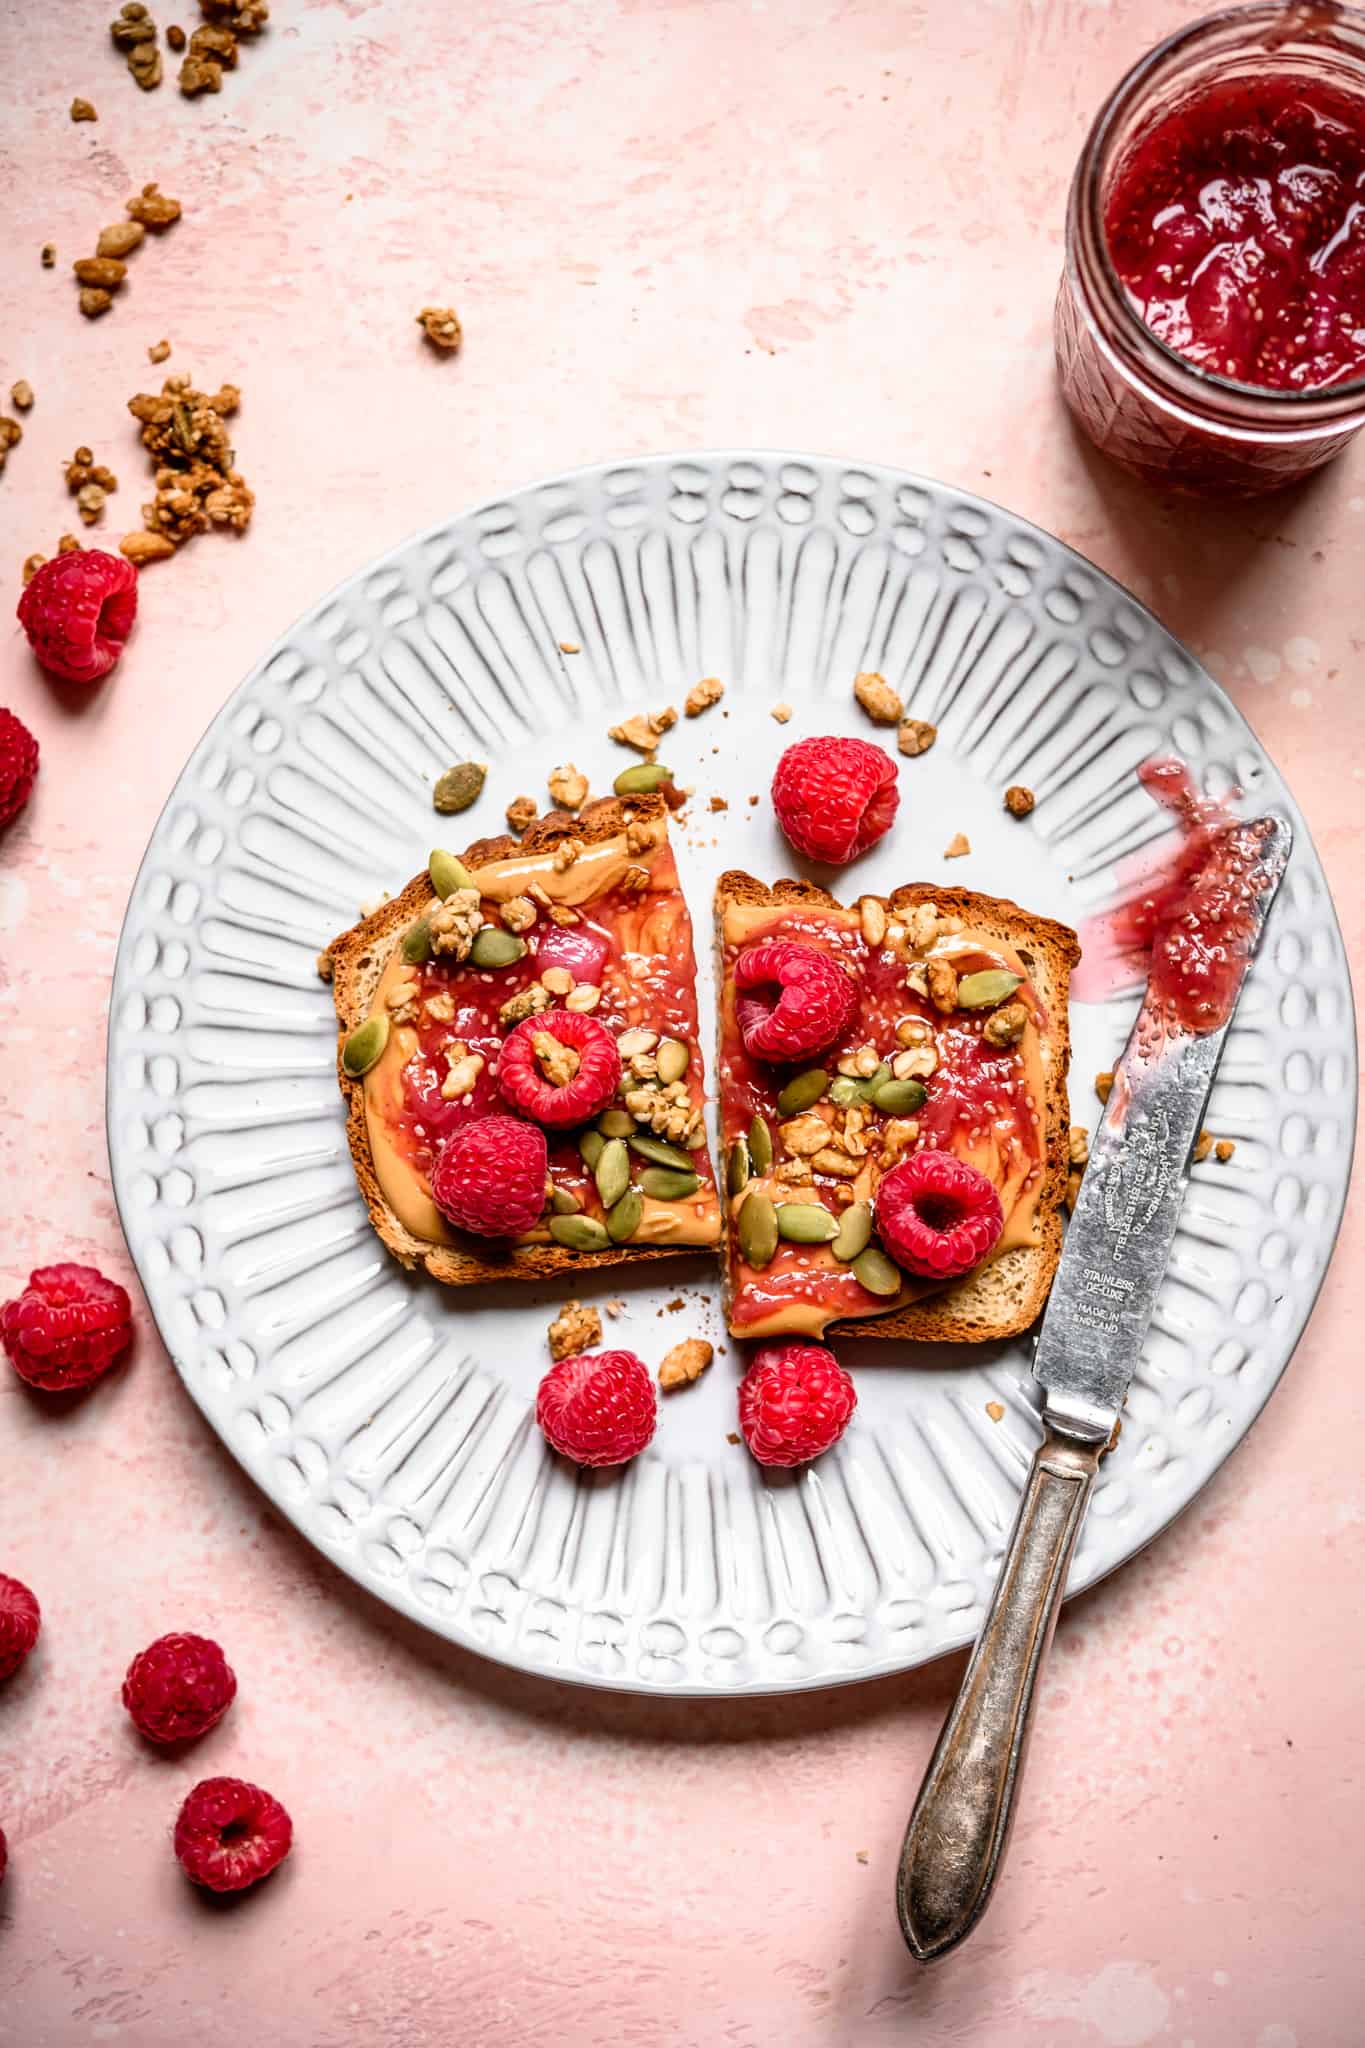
897,717,937,757
1068,1125,1090,1168
1065,1170,1083,1213
557,639,580,654
79,286,114,319
603,1297,626,1319
855,1850,870,1866
71,97,98,122
943,831,971,859
167,21,186,48
97,221,145,260
708,795,728,813
985,1401,1005,1423
1095,1070,1113,1104
41,244,56,268
119,528,177,564
748,793,760,805
1005,784,1036,818
853,669,903,725
1215,1138,1236,1163
125,183,181,228
770,702,792,723
58,532,82,554
147,337,171,363
685,674,724,717
658,1337,713,1390
315,947,333,981
1193,1128,1213,1164
76,482,108,525
608,706,676,754
21,554,46,586
547,762,589,812
547,1299,602,1362
726,1430,741,1446
417,305,462,351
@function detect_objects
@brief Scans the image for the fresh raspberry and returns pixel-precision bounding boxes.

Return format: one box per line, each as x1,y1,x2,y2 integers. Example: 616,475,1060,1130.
0,709,39,831
536,1349,656,1466
1,1263,133,1392
173,1776,293,1893
0,1574,41,1681
498,1010,622,1128
876,1151,1004,1280
16,549,138,685
430,1113,547,1237
735,939,857,1062
738,1342,857,1467
771,735,899,865
122,1632,237,1744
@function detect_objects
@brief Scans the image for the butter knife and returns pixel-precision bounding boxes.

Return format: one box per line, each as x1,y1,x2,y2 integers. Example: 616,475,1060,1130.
895,811,1292,1962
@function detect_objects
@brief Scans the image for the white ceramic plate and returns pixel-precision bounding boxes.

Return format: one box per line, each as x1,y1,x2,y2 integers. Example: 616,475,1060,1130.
106,453,1354,1695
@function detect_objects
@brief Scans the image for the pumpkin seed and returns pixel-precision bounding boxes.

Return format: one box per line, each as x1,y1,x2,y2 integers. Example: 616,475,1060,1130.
866,1062,893,1093
748,1114,774,1175
627,1133,693,1171
401,917,432,965
956,968,1022,1010
639,1167,700,1201
341,1013,389,1077
598,1108,636,1137
550,1186,582,1215
776,1068,828,1116
870,1077,927,1115
549,1214,610,1251
613,761,672,796
775,1202,839,1244
432,761,486,814
829,1076,864,1108
853,1245,902,1296
737,1190,778,1268
578,1130,605,1170
655,1037,690,1084
726,1137,751,1196
831,1203,873,1262
428,848,474,899
606,1189,643,1242
469,927,526,969
594,1137,631,1210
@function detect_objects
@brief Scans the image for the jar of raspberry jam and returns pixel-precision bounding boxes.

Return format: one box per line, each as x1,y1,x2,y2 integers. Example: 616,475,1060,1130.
1056,3,1365,493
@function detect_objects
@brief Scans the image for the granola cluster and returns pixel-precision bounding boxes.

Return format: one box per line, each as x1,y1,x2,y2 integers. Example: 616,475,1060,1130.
65,446,119,526
427,886,484,961
616,1029,704,1146
121,373,253,560
608,705,676,755
111,3,162,90
547,1300,602,1362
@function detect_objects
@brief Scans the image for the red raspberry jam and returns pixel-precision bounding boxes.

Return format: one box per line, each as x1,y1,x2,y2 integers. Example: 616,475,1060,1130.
1076,758,1279,1034
1106,74,1365,391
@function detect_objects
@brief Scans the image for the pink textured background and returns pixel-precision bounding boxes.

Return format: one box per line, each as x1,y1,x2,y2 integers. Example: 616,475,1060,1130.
2,3,1362,2042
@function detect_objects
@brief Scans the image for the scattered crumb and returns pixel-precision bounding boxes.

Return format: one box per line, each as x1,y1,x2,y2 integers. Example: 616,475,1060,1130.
658,1337,713,1390
97,221,145,259
603,1297,626,1319
557,639,580,654
685,675,724,717
1095,1070,1113,1104
147,337,171,363
112,2,163,91
664,1296,684,1312
70,97,98,122
1005,784,1035,818
506,794,537,834
853,669,903,725
41,244,56,268
986,1401,1005,1423
943,832,971,859
1065,1170,1083,1213
10,381,33,411
547,762,589,812
315,947,334,981
58,532,82,553
125,182,181,228
1104,1415,1123,1455
770,702,792,723
1068,1126,1089,1168
119,529,176,564
748,793,759,805
79,286,113,319
708,795,728,813
1193,1128,1214,1163
609,706,676,754
897,717,936,757
21,554,45,586
417,305,462,351
548,1299,601,1362
855,1851,869,1866
167,21,186,48
1215,1138,1235,1162
76,482,108,525
726,1431,742,1446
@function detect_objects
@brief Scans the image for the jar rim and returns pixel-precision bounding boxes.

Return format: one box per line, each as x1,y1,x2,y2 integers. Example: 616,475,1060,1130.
1074,0,1365,418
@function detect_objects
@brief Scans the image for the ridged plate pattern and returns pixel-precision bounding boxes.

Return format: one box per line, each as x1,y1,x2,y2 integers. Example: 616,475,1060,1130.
106,453,1354,1695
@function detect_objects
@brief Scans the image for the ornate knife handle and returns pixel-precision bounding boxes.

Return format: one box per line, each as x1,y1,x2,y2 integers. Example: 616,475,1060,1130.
895,1427,1104,1961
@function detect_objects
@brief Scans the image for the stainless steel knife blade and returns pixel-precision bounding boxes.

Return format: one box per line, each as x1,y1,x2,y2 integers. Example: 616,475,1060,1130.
1034,812,1292,1443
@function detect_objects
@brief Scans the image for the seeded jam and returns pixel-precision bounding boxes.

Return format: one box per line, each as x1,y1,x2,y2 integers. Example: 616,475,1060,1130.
1076,758,1278,1035
1106,73,1365,390
719,908,1046,1335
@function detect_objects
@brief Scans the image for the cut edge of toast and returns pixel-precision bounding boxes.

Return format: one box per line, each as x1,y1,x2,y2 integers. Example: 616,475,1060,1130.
325,794,705,1289
714,869,1081,1345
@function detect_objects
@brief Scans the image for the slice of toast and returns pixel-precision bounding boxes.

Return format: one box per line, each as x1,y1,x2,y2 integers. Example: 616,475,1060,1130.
715,871,1080,1343
327,794,721,1287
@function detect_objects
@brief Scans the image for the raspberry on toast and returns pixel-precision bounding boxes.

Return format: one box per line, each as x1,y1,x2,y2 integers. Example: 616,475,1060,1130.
326,795,721,1287
715,870,1079,1343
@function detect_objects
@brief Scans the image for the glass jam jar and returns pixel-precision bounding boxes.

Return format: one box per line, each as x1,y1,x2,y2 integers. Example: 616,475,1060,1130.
1056,3,1365,494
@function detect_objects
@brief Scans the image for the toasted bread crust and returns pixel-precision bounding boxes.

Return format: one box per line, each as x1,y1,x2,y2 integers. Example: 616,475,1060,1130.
329,795,700,1287
714,870,1080,1344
